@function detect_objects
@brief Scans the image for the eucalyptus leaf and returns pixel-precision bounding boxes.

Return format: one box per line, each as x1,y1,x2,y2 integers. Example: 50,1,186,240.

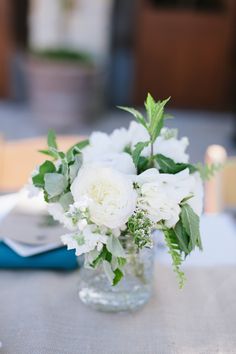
44,173,68,197
69,155,82,182
32,161,56,188
59,192,74,211
106,235,126,258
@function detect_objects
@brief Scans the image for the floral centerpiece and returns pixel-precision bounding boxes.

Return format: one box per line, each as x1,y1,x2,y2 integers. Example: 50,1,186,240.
30,94,216,312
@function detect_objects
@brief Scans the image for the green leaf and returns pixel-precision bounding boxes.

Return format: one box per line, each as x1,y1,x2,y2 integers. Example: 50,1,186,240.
163,228,186,288
173,221,190,255
106,235,126,258
38,149,58,159
155,154,197,174
91,246,112,268
132,141,150,167
39,160,56,175
39,147,65,160
44,173,68,197
32,174,44,188
112,268,123,286
47,129,57,149
32,161,56,188
137,156,149,174
145,93,156,123
148,96,170,142
69,155,82,182
180,204,202,251
59,192,74,211
196,162,222,181
66,139,89,162
117,106,147,128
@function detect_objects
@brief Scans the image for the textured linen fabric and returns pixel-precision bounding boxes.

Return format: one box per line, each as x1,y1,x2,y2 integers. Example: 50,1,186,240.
1,263,236,354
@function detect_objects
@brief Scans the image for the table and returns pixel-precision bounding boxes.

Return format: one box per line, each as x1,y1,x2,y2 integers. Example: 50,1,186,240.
1,196,236,353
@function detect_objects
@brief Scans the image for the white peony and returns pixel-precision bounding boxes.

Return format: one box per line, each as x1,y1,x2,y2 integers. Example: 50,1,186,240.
139,181,181,228
83,152,136,175
137,168,199,227
187,172,204,216
127,122,189,163
82,128,135,174
71,165,137,229
82,128,129,162
109,127,130,152
25,167,41,198
61,226,108,256
128,121,151,156
153,135,189,163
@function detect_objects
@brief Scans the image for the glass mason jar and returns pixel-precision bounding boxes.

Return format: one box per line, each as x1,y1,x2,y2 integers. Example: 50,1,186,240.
78,245,154,312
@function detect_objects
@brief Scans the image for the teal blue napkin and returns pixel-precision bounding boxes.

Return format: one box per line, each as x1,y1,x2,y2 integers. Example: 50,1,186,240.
0,242,79,270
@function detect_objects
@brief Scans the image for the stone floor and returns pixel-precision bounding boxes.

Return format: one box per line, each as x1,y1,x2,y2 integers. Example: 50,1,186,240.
0,101,236,163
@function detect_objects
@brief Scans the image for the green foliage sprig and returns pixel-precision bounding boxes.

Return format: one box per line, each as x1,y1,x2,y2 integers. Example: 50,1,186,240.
32,130,88,210
161,203,203,288
118,93,171,167
196,162,222,181
163,227,186,289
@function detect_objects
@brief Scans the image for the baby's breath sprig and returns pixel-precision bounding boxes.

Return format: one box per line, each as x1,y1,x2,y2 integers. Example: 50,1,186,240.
127,209,153,249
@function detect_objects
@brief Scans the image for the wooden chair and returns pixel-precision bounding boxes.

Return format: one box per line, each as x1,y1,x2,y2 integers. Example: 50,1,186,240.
0,135,83,192
204,145,236,213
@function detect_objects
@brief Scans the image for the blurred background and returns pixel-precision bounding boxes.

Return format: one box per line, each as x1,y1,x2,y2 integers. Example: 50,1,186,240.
1,0,236,164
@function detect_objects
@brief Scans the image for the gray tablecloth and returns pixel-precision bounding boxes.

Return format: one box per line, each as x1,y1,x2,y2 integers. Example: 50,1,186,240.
1,263,236,354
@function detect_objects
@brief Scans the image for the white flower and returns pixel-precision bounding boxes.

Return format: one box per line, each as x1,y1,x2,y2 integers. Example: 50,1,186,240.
187,172,203,216
137,168,198,227
82,128,129,163
139,181,181,228
128,121,151,156
135,168,159,184
47,203,76,231
83,152,136,175
25,167,41,198
110,127,130,152
61,226,108,256
82,128,135,174
71,165,137,229
153,135,189,163
127,122,189,163
82,132,113,162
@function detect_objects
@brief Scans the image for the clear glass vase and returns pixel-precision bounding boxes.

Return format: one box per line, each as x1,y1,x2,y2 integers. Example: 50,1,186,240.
78,247,154,312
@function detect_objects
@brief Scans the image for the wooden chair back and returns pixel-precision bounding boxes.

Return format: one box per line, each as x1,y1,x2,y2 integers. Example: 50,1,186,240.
0,135,83,192
204,145,236,213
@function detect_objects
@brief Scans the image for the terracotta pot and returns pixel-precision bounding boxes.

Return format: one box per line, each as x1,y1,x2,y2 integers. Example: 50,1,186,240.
27,57,104,131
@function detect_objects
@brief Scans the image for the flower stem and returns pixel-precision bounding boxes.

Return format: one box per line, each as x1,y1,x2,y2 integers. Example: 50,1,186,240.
149,142,154,168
